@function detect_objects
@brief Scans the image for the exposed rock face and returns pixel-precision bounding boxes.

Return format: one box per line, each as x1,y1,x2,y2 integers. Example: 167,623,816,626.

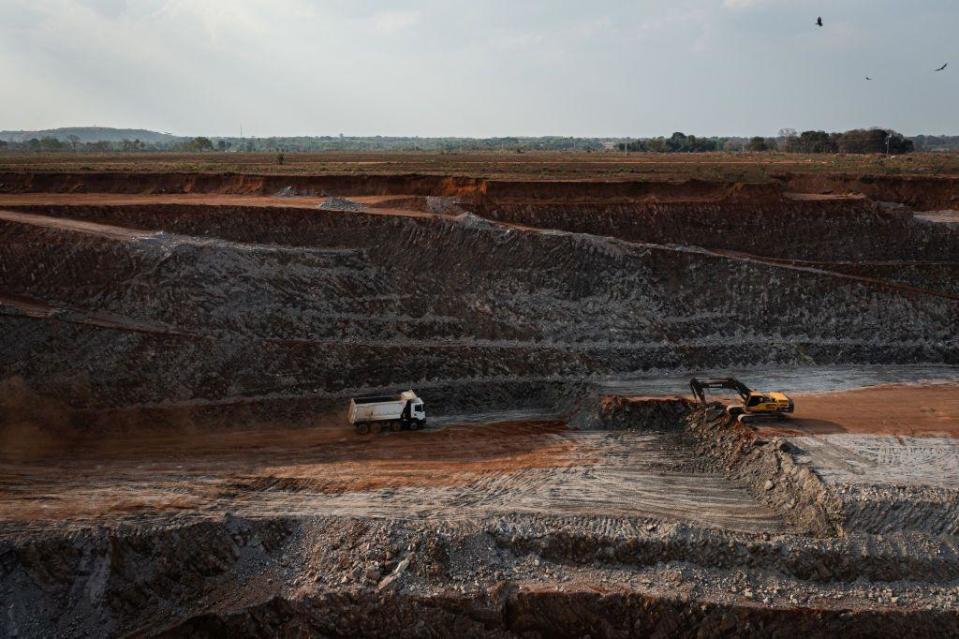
2,171,958,637
474,198,959,262
2,203,956,412
157,589,959,639
4,511,958,638
683,405,844,537
3,170,957,211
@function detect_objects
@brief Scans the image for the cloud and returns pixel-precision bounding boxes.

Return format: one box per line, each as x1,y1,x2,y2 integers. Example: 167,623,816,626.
723,0,768,8
370,9,420,34
0,0,957,136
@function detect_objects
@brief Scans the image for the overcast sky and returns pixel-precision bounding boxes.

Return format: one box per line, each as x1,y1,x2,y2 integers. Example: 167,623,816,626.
1,0,956,137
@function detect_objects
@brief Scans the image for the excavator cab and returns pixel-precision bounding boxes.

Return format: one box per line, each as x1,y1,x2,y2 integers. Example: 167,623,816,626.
690,377,794,423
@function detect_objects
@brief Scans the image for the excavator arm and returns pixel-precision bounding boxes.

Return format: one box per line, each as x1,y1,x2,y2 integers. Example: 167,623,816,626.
689,377,752,404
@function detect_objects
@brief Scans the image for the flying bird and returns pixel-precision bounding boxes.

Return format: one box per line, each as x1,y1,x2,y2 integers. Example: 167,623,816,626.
816,17,823,27
865,76,872,81
935,63,948,71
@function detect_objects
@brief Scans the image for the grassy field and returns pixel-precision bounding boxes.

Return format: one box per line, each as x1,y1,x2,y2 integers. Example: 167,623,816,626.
2,151,958,181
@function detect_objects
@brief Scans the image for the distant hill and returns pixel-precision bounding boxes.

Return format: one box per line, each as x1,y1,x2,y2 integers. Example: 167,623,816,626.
0,127,182,143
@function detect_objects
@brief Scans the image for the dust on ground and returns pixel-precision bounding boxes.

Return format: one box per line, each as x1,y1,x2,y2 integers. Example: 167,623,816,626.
0,418,787,536
759,383,959,438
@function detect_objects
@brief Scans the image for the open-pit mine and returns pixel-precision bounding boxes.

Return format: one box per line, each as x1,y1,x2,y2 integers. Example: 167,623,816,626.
1,154,958,637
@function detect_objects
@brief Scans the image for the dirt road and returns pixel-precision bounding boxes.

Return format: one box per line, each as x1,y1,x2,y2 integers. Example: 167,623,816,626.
0,193,442,217
0,419,787,537
0,207,162,240
761,383,959,438
7,382,954,538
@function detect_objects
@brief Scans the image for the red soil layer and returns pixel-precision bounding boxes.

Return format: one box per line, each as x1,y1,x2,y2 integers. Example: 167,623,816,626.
0,171,781,206
483,178,783,203
0,172,486,199
757,384,959,438
2,169,957,208
775,172,959,211
0,419,578,523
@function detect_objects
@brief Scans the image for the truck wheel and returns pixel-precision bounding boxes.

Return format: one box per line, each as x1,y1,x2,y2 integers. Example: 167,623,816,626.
391,421,402,432
356,423,370,435
415,420,426,431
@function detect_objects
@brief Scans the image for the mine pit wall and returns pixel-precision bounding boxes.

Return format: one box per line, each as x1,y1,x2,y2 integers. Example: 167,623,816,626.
4,514,959,638
838,486,959,536
774,173,959,212
472,198,959,264
0,171,488,199
572,397,842,537
2,170,958,211
491,515,959,585
589,397,959,539
2,203,958,412
158,590,958,639
0,172,779,202
796,261,959,297
0,516,300,637
683,404,844,538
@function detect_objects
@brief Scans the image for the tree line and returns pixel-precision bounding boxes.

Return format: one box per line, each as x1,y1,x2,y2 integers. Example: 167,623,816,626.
0,136,221,153
0,129,945,154
749,128,914,154
617,129,915,154
616,132,720,153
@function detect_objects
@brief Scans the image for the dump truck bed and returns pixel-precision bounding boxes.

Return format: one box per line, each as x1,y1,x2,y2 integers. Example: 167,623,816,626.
348,391,418,424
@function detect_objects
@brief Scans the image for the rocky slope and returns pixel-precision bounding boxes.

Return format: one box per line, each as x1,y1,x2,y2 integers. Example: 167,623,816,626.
1,203,956,413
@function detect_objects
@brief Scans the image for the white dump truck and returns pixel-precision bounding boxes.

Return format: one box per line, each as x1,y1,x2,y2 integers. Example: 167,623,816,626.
348,390,427,434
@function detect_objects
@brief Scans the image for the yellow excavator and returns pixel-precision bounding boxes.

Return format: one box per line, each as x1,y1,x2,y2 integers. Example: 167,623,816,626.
689,377,794,423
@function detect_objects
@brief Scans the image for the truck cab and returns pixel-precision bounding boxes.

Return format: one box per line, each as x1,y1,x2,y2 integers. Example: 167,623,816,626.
404,397,427,425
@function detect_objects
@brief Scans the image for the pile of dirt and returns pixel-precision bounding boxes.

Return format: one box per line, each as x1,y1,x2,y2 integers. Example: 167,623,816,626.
568,395,692,431
273,185,297,197
317,196,366,212
425,195,465,215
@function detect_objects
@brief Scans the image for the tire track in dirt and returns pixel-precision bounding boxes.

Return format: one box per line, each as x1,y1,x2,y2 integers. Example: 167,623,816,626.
0,423,787,537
